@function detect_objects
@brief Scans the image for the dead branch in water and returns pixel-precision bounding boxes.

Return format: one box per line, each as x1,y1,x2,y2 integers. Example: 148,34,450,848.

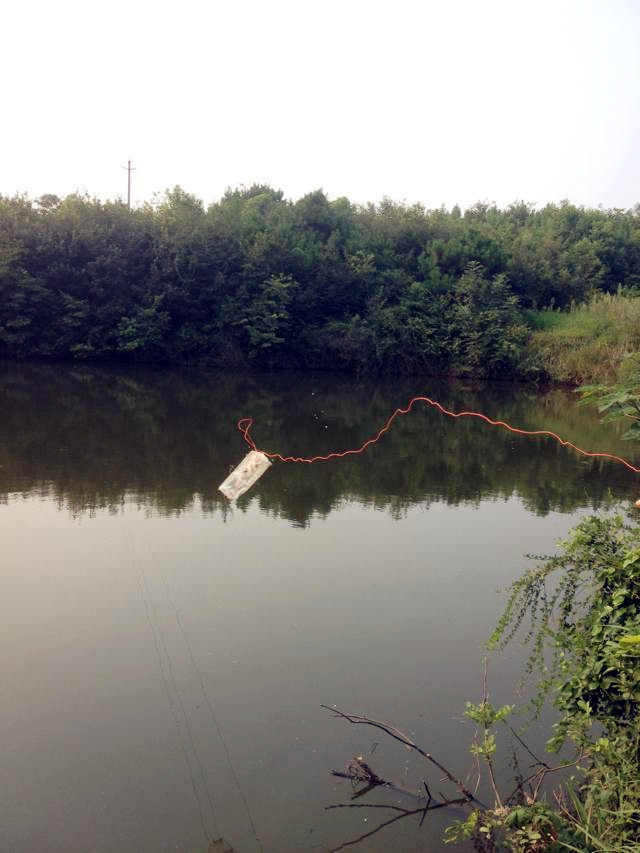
331,756,465,807
325,798,468,852
321,704,484,807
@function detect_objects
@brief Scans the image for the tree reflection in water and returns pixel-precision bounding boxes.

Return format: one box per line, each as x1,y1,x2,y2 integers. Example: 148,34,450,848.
0,361,637,523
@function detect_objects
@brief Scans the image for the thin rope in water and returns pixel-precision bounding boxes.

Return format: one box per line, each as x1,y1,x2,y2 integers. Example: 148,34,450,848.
237,394,640,474
142,532,263,852
123,524,218,846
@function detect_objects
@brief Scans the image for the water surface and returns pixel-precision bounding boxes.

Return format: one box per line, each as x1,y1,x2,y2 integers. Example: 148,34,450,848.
1,364,638,852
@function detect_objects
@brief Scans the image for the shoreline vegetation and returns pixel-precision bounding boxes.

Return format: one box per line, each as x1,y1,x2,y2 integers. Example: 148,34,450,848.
326,514,640,852
1,186,640,385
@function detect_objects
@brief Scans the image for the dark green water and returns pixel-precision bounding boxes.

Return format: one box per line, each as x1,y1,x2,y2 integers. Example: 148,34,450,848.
1,363,638,852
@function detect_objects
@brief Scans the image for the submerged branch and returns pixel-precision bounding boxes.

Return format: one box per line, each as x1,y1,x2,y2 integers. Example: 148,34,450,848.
321,704,483,807
326,798,468,852
331,758,451,802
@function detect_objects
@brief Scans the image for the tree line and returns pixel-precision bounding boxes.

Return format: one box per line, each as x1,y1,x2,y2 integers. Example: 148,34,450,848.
1,186,639,376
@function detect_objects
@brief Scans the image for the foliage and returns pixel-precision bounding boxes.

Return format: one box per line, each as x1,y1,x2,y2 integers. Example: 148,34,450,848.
486,515,640,849
528,292,640,385
2,189,640,377
444,696,585,850
578,353,640,440
445,801,580,851
449,263,529,376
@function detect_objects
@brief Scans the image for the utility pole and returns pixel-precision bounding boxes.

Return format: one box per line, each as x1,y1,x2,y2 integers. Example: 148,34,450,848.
121,159,136,210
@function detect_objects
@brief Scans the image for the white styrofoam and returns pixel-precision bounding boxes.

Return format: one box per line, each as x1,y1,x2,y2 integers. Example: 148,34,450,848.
218,450,272,501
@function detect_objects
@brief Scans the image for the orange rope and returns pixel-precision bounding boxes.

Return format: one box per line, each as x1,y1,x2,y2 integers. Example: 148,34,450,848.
237,395,640,473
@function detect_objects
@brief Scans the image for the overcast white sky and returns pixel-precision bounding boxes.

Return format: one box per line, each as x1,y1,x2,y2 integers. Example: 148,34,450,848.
3,0,639,210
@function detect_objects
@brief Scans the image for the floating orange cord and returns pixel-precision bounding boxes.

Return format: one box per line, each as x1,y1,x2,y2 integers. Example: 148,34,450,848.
237,395,640,474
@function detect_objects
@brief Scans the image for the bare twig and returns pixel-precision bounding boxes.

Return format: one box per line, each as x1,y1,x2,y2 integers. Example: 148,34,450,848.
553,786,582,826
331,767,421,801
331,761,453,803
531,751,588,801
507,724,550,770
418,782,432,828
325,799,468,852
351,781,383,800
326,798,466,814
481,657,503,809
482,656,489,700
331,770,383,784
486,752,502,808
327,803,413,814
328,808,414,852
321,704,484,806
327,807,419,853
505,750,589,804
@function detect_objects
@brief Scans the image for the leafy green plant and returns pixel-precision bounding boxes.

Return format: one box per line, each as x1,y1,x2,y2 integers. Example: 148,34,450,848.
488,515,640,849
327,516,640,850
444,801,578,851
579,357,640,440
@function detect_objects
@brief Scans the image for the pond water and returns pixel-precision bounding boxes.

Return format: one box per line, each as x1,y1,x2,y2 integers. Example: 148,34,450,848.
1,363,638,853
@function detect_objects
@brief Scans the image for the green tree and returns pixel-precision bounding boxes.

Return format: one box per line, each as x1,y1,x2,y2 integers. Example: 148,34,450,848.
449,262,528,376
238,273,297,361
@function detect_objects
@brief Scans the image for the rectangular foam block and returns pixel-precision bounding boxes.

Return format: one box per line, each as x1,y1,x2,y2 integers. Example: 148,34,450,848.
218,451,272,501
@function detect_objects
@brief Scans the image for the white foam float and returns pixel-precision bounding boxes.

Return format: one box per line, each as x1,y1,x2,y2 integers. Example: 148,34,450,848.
218,450,272,501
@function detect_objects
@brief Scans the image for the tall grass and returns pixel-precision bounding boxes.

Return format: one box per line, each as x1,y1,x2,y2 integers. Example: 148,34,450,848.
527,292,640,384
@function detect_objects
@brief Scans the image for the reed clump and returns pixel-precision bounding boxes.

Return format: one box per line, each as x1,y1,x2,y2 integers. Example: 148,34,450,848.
527,291,640,384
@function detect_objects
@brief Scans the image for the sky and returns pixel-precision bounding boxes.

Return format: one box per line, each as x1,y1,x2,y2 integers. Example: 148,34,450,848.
3,0,640,211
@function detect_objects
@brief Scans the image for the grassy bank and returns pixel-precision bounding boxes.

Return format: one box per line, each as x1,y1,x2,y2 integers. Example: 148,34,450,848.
527,292,640,385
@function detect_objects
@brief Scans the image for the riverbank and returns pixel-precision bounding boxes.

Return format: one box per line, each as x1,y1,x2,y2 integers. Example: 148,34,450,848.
526,291,640,385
